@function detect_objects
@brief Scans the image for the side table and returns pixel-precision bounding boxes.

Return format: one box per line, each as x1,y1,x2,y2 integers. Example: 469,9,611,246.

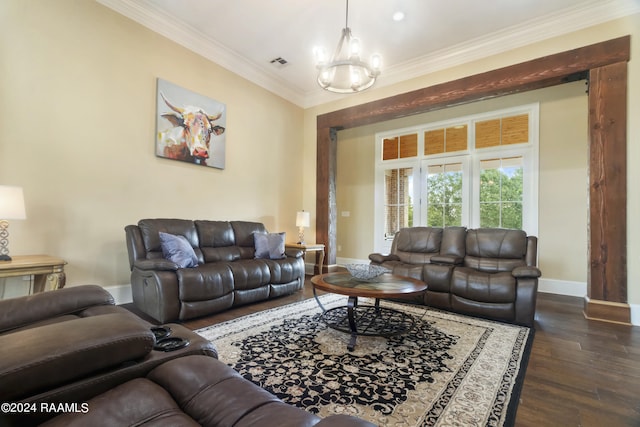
285,243,325,275
0,255,67,296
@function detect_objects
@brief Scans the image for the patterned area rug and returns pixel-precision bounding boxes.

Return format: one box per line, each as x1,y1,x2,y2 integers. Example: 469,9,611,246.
195,294,533,427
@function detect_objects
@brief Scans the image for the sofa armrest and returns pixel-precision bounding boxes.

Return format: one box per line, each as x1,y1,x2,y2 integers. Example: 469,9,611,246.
369,253,399,264
285,248,304,258
133,259,179,271
512,266,542,278
0,313,154,402
430,254,463,265
0,285,115,334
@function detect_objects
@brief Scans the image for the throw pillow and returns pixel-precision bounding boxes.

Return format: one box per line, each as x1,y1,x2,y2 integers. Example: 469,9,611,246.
254,232,286,260
158,232,199,268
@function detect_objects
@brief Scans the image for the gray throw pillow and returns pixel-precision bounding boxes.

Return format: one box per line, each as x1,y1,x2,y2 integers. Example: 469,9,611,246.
159,232,199,268
254,232,286,260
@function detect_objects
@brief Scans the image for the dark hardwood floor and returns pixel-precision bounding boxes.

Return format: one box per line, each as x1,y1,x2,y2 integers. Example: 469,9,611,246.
132,279,640,426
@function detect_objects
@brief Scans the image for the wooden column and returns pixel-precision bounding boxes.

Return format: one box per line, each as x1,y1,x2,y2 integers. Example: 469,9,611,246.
316,126,337,271
584,61,630,324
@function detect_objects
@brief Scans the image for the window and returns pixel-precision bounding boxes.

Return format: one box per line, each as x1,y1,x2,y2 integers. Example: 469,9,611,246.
375,105,538,253
425,162,464,227
478,157,523,228
384,167,414,240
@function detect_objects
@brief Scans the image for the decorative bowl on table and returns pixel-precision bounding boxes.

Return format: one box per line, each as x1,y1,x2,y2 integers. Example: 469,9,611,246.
344,264,391,281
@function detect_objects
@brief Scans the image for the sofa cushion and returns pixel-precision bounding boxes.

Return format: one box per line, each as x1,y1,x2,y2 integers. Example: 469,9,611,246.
395,227,442,253
451,268,517,303
464,228,527,273
254,232,286,260
195,220,243,262
39,378,201,427
159,232,199,268
147,355,324,427
177,263,234,302
0,284,115,335
138,219,203,263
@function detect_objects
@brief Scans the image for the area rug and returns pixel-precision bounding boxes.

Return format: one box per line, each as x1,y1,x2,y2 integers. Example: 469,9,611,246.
195,294,533,427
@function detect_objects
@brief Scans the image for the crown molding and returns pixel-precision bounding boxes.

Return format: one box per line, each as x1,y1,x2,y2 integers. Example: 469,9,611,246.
96,0,306,106
97,0,639,109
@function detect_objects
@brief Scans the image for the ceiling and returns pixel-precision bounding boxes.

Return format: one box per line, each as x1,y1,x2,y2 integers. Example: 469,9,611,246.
97,0,639,108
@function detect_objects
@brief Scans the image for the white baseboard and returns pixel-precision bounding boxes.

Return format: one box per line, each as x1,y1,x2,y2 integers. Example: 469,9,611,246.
631,304,640,326
104,284,132,305
537,278,587,298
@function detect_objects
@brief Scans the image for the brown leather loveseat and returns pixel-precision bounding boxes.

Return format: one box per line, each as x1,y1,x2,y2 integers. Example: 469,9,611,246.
125,219,305,323
369,227,541,327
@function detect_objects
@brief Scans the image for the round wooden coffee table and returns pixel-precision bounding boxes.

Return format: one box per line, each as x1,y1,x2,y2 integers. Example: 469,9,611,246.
311,272,427,351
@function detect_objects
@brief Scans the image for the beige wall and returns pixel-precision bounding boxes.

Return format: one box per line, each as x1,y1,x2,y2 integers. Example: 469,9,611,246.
304,14,640,310
0,0,304,294
336,82,588,286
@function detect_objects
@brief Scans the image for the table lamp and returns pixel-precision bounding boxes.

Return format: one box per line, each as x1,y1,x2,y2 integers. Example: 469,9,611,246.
0,185,27,261
296,211,310,244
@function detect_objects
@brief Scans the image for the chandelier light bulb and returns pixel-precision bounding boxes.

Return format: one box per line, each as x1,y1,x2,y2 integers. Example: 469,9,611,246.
313,46,327,65
314,0,381,93
351,68,361,86
370,54,382,72
349,37,361,58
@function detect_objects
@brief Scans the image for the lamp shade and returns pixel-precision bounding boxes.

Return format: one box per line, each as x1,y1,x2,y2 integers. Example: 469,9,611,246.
296,211,310,228
0,186,27,220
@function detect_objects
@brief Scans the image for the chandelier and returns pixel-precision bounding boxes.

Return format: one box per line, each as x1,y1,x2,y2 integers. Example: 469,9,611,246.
314,0,382,93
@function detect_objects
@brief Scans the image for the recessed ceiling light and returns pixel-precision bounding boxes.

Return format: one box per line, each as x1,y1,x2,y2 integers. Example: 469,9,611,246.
393,11,405,22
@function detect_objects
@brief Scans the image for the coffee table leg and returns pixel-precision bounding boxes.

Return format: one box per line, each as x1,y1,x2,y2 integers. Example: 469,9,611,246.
313,285,326,313
347,296,358,351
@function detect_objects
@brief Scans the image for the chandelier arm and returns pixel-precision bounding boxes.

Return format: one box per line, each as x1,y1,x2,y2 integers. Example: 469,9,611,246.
345,0,349,28
331,29,348,63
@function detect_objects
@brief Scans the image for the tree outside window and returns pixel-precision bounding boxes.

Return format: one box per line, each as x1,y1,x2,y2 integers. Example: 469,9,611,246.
479,157,523,228
426,163,463,227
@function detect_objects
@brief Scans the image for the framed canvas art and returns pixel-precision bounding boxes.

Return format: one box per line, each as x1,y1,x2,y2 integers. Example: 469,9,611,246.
155,78,226,169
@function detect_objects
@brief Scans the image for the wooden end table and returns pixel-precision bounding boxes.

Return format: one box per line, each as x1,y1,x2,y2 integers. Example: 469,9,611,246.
0,255,67,296
311,272,427,351
285,243,325,275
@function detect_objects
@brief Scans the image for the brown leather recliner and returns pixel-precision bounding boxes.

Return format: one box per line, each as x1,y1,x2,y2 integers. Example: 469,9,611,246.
0,285,217,426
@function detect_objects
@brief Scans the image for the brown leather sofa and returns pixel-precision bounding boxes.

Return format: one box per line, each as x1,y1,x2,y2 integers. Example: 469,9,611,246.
125,219,305,323
369,227,541,327
0,286,374,427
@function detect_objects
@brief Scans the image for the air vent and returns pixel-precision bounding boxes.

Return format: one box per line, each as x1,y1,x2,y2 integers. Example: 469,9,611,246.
269,57,289,68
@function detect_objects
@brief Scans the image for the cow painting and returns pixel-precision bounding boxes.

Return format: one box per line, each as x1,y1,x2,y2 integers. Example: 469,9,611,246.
155,80,226,168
